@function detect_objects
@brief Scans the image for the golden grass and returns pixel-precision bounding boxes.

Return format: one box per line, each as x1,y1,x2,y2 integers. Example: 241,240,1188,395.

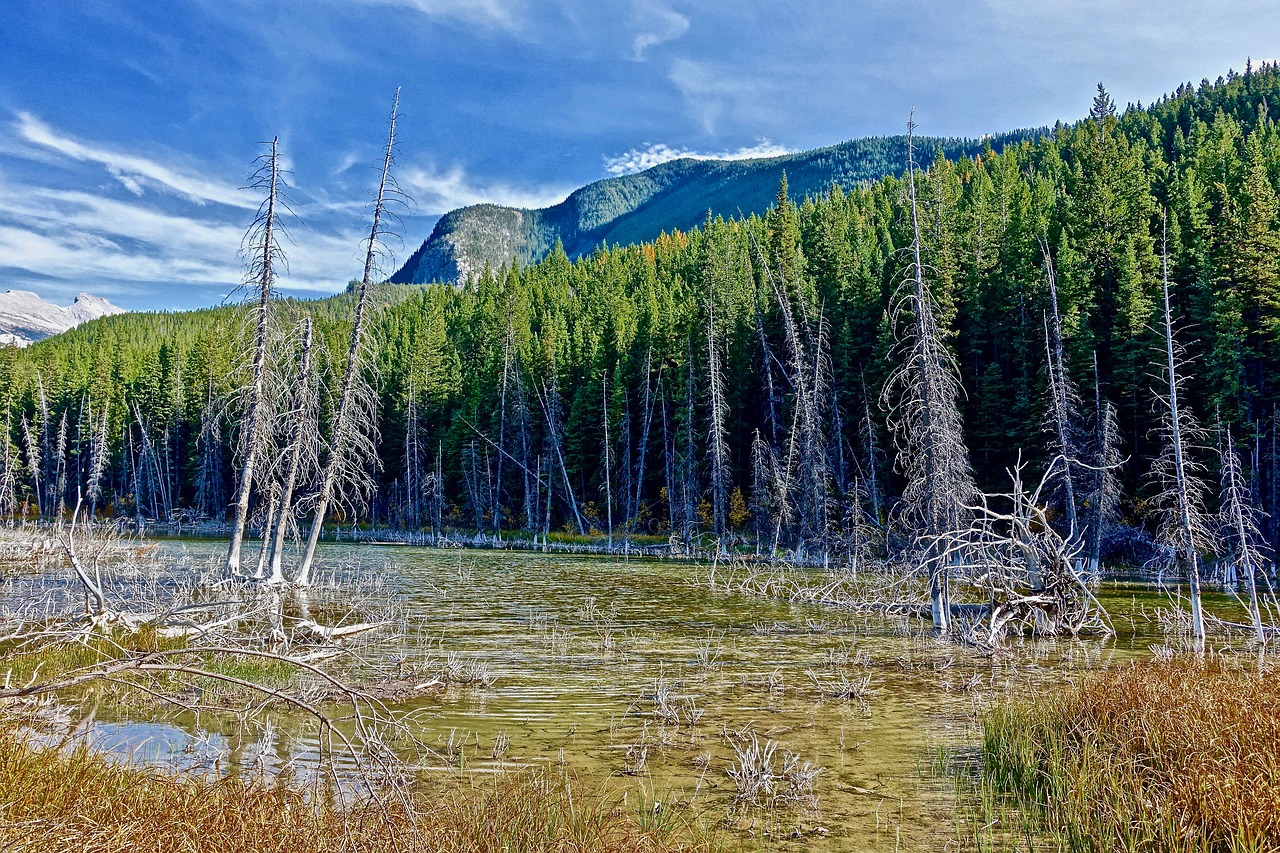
0,720,718,852
980,660,1280,852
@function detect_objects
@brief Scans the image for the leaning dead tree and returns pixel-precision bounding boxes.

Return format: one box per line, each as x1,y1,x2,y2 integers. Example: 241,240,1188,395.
1150,215,1212,651
883,117,977,634
226,137,286,577
297,91,404,585
1218,424,1275,644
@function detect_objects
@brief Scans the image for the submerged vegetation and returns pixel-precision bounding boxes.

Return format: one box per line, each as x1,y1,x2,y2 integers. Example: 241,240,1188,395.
974,660,1280,852
0,717,715,853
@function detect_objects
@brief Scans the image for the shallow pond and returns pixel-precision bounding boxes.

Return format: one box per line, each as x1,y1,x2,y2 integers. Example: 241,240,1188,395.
9,539,1227,851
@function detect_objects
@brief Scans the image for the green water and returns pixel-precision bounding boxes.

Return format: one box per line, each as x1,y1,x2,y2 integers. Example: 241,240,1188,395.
36,541,1234,851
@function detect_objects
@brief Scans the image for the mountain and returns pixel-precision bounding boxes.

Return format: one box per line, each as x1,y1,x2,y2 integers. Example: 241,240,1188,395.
0,290,125,347
391,130,1043,284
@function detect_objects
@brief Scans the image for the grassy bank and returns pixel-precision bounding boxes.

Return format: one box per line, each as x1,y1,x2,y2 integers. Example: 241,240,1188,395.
976,660,1280,852
0,717,717,852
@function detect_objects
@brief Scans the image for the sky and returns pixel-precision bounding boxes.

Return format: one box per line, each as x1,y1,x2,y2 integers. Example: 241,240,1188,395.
0,1,1278,312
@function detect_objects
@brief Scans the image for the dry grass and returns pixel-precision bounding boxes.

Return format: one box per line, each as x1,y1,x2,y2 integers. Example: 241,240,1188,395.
980,659,1280,852
0,719,718,853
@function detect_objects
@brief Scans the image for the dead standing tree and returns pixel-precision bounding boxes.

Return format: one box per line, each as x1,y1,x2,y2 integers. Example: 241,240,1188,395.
265,317,321,584
226,137,287,577
1084,352,1122,578
1218,425,1276,644
882,118,977,634
297,91,405,585
1150,215,1213,652
1040,239,1084,548
706,292,730,553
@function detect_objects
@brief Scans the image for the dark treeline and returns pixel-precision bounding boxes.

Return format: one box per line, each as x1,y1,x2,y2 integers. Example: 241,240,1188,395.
5,66,1280,567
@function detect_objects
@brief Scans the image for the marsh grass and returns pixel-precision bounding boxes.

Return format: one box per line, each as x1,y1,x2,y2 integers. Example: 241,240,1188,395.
0,717,719,852
975,660,1280,852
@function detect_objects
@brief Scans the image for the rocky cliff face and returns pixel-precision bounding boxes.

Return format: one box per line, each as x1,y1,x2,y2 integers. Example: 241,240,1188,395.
0,290,125,346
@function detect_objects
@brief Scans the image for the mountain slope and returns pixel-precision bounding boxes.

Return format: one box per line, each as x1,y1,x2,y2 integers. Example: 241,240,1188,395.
0,290,125,347
391,131,1042,284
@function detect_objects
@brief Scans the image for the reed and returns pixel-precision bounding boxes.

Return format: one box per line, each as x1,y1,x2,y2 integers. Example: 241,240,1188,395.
978,660,1280,852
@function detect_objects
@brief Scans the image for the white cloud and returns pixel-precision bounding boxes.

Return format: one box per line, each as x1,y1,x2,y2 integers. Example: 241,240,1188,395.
603,139,792,176
632,2,689,59
355,0,522,30
14,112,254,209
402,163,571,211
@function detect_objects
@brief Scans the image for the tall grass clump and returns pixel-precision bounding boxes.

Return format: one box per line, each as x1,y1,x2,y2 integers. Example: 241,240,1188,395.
0,719,717,853
979,660,1280,852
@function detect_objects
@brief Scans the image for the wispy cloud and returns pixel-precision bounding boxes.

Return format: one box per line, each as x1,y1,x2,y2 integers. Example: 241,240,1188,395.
354,0,523,30
631,2,689,59
668,57,777,134
14,112,254,209
0,177,364,297
402,163,572,211
603,139,792,176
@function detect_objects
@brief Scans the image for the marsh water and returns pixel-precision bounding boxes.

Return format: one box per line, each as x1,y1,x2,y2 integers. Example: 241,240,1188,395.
17,539,1196,851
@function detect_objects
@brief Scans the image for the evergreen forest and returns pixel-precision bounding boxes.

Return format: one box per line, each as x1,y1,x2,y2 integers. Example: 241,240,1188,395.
5,65,1280,575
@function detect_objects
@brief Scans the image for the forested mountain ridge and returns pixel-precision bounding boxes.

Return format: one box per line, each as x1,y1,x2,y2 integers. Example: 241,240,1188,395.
390,131,1043,285
5,65,1280,567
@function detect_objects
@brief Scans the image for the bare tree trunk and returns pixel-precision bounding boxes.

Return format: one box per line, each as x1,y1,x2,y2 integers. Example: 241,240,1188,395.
267,318,317,584
226,136,283,577
0,401,16,519
1040,240,1080,541
633,352,657,532
601,375,613,548
1220,424,1269,643
1086,352,1120,579
494,319,514,539
1155,215,1208,651
296,92,401,585
882,117,976,634
707,297,729,553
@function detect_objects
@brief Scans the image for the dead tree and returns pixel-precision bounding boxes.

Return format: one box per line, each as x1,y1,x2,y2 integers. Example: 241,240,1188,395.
297,92,403,585
929,458,1112,644
706,295,730,552
601,374,614,547
86,396,110,519
631,349,658,533
226,136,285,576
1150,216,1212,651
533,367,585,535
1219,424,1274,643
0,400,16,519
21,414,41,517
1084,352,1122,578
1040,240,1082,543
266,318,320,584
882,117,977,633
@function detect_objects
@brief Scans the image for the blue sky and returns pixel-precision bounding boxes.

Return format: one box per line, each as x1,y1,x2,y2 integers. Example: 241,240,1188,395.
1,0,1277,312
